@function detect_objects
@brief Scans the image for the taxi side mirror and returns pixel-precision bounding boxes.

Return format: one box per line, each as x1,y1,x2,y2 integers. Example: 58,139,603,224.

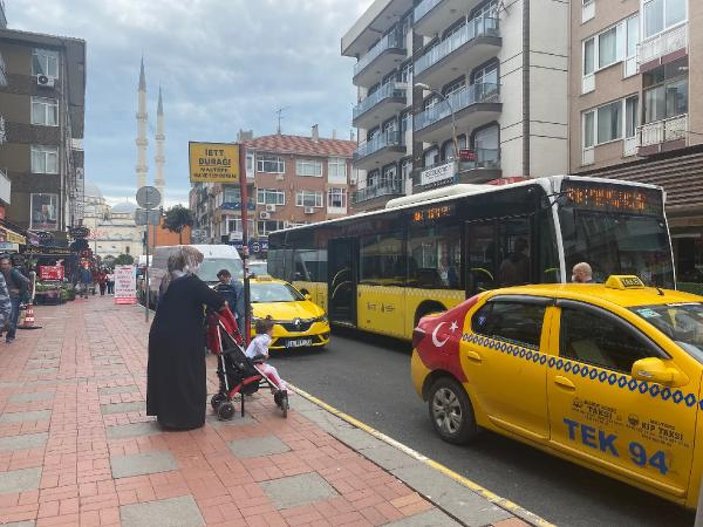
631,357,688,386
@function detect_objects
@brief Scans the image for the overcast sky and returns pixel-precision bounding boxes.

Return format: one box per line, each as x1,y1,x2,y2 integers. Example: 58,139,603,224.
8,0,373,207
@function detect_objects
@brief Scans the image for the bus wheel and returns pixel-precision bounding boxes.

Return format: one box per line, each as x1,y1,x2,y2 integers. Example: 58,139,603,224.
428,377,478,444
414,302,446,327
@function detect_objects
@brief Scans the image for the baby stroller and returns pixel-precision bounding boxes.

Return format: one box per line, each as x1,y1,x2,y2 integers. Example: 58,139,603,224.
205,306,289,419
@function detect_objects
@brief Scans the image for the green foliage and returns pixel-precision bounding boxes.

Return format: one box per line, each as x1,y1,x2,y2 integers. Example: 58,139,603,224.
162,205,194,244
115,253,135,266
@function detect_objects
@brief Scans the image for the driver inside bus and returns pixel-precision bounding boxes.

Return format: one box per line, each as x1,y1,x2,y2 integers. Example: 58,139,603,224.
497,238,530,286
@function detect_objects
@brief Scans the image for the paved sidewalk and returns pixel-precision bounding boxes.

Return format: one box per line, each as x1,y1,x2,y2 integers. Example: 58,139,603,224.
0,296,537,527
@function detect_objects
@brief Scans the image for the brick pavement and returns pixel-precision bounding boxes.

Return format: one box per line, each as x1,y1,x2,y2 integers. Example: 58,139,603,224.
0,296,535,527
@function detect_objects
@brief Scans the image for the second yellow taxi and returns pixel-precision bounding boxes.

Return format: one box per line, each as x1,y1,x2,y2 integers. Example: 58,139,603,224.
411,275,703,508
249,276,330,350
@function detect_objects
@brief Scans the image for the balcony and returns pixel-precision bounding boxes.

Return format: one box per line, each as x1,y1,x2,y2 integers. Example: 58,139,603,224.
414,0,485,37
415,150,501,189
638,23,688,72
353,31,407,88
414,83,501,144
637,114,688,156
352,179,404,206
353,131,406,171
414,17,500,88
353,83,408,129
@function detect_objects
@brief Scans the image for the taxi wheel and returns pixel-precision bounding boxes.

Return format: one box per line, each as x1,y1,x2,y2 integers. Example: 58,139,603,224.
428,377,477,445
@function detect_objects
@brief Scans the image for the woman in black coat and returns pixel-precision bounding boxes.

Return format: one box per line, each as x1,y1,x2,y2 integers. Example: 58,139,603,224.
146,247,224,430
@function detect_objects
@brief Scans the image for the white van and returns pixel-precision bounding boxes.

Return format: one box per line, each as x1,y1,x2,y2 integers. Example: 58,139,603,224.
147,245,243,307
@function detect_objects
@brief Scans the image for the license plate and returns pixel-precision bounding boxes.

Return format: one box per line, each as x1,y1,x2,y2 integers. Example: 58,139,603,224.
286,338,312,348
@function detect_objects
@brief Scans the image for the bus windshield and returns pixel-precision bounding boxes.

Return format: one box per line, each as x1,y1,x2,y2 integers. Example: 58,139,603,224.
559,210,673,287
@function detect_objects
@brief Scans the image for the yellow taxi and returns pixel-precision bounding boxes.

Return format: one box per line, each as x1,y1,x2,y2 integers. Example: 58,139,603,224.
411,276,703,508
249,276,330,350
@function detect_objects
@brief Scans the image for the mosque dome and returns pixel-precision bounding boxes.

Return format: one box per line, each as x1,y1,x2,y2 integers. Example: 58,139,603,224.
111,201,138,215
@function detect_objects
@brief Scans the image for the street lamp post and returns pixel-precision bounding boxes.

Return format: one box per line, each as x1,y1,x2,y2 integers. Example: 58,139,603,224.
415,82,460,165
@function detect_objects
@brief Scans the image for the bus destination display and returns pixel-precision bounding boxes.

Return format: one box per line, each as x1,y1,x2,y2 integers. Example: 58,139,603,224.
411,204,455,223
563,183,662,215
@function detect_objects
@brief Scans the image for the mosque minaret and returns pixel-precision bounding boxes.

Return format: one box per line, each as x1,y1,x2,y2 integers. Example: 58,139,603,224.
154,86,165,206
135,58,148,189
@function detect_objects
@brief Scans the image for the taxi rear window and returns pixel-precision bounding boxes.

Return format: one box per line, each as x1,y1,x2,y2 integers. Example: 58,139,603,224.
630,302,703,363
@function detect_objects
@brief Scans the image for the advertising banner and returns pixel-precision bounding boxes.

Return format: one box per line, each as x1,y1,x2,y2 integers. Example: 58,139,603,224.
114,265,137,305
420,162,455,187
39,265,64,281
188,142,240,183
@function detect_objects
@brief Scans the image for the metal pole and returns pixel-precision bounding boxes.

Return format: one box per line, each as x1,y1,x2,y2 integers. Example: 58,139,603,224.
238,144,251,344
145,224,150,323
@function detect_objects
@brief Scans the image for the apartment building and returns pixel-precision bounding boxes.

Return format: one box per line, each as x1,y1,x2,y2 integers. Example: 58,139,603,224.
0,26,86,242
569,0,702,277
342,0,569,211
190,130,355,254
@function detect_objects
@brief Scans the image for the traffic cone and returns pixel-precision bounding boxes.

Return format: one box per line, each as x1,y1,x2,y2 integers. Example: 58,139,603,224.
17,303,41,330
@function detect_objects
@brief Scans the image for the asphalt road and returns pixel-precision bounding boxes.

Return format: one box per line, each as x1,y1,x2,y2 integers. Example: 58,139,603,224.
270,329,695,527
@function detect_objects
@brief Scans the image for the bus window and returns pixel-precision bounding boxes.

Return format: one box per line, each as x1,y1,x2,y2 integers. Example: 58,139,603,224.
467,223,497,294
360,232,404,286
496,218,531,287
408,225,462,289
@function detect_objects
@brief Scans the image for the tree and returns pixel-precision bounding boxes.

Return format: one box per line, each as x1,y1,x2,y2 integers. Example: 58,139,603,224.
162,205,194,244
115,253,134,266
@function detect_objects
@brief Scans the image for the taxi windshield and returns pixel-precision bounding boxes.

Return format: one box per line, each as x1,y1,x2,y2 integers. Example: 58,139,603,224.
250,283,304,303
631,303,703,362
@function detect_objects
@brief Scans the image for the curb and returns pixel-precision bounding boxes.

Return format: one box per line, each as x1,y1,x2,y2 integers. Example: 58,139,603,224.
290,385,556,527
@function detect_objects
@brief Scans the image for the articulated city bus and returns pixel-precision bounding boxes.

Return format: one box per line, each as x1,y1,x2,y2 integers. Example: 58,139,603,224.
268,176,675,340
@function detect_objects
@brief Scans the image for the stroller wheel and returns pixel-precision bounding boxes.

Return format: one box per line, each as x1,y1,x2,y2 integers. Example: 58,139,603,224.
217,401,235,421
280,392,289,418
211,393,227,411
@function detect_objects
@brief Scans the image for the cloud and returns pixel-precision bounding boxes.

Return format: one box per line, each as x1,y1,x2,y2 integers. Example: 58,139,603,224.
7,0,373,203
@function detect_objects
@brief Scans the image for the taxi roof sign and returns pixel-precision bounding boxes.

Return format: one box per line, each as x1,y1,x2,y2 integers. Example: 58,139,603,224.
605,275,645,290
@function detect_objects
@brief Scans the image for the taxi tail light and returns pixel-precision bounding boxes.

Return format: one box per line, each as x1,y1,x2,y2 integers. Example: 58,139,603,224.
412,328,426,349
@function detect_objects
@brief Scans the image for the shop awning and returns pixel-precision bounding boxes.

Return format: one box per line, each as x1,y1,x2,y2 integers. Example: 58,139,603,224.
0,226,26,245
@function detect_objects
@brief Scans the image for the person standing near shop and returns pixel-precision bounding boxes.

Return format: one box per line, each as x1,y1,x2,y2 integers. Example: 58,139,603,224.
0,257,30,344
106,270,115,295
78,263,92,299
98,269,108,296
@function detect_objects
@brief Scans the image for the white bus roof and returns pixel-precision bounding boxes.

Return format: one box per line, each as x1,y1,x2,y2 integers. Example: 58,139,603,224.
152,244,242,260
273,175,665,236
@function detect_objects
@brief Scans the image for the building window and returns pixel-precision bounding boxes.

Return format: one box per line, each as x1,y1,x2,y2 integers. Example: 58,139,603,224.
32,49,59,78
643,0,686,39
583,38,595,76
30,193,59,230
423,147,439,168
296,191,323,208
625,96,639,137
597,100,622,143
583,17,639,76
381,164,397,185
256,154,285,173
296,159,323,177
226,218,254,234
643,59,688,123
31,145,59,174
223,187,241,203
597,27,617,69
327,187,347,209
246,152,254,178
256,189,285,205
367,169,379,188
257,220,285,235
328,158,347,183
31,97,58,126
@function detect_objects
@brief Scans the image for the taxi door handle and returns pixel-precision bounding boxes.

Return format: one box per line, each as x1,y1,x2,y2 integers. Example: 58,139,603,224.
466,350,482,363
554,376,576,391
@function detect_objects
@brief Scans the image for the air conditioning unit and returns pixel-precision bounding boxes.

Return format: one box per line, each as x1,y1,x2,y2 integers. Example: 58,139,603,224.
275,174,285,181
259,211,271,220
304,207,315,214
265,204,276,212
36,74,55,87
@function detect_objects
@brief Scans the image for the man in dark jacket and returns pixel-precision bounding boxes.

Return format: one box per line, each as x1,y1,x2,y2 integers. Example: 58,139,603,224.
214,269,245,331
0,257,30,343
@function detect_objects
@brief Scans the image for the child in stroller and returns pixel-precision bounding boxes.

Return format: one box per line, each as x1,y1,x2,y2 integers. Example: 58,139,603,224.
206,307,289,419
245,316,288,406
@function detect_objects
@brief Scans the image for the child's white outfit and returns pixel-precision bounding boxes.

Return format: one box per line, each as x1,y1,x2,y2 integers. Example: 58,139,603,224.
245,334,287,391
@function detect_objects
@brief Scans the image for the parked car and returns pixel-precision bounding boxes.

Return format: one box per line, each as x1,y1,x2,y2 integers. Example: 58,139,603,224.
411,275,703,509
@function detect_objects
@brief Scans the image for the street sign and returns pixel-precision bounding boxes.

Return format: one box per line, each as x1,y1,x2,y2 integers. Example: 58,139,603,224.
188,142,240,183
136,186,161,209
134,208,161,226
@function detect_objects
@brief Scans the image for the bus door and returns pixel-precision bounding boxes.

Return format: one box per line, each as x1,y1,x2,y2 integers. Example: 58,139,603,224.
465,217,532,295
328,238,357,326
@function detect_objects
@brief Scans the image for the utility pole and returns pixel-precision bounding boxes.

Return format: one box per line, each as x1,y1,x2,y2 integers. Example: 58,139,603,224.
275,107,288,135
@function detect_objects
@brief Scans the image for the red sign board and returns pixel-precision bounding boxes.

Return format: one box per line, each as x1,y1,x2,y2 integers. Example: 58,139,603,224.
459,149,477,162
39,265,65,281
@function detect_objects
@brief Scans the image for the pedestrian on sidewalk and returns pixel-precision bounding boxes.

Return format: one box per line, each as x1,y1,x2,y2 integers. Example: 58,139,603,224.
147,246,226,431
106,270,115,295
0,272,13,340
214,269,245,331
98,268,108,296
78,264,92,299
0,257,30,344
